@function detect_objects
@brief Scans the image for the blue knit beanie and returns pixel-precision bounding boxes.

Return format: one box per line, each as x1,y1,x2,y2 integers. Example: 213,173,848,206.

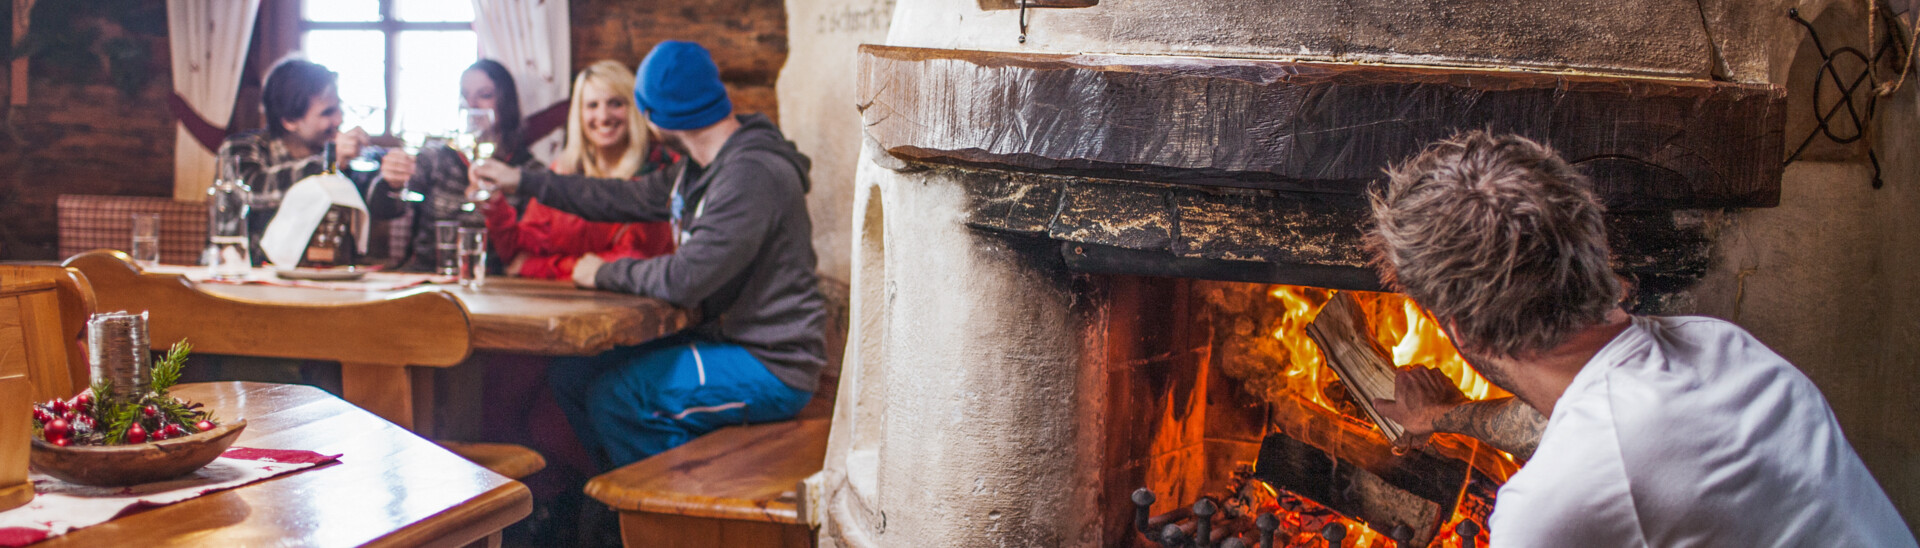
634,41,733,131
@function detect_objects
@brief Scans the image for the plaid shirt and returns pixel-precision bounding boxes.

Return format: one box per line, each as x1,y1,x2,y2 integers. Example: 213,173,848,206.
215,130,329,233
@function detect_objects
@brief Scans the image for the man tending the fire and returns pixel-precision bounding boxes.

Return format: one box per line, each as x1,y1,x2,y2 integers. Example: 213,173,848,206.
1368,131,1915,546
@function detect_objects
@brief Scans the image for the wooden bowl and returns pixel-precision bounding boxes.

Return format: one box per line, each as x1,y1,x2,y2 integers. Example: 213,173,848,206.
29,420,247,487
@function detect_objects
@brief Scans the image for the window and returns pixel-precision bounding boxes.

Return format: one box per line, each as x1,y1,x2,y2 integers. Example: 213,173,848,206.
300,0,477,137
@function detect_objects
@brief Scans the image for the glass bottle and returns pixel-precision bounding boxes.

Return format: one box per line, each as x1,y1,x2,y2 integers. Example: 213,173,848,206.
301,143,360,268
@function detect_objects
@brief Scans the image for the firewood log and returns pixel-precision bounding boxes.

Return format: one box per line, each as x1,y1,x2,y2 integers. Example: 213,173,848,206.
1304,291,1405,443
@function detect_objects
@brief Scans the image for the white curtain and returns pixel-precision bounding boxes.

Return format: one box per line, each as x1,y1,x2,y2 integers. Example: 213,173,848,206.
167,0,261,201
473,0,571,164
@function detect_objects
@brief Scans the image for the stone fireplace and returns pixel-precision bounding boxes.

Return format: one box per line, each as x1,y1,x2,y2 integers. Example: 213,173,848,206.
812,0,1920,546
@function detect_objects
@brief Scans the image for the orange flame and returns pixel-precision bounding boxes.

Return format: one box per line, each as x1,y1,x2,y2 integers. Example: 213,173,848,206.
1268,286,1508,417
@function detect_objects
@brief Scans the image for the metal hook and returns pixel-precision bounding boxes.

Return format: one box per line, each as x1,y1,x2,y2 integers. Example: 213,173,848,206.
1019,0,1030,43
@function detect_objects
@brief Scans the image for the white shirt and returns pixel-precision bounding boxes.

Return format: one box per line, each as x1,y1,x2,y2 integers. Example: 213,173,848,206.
1490,316,1916,547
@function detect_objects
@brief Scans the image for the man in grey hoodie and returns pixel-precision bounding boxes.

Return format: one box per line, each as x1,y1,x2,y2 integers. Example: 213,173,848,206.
471,41,824,469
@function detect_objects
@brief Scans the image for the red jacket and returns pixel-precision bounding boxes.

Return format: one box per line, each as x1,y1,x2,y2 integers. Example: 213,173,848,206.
484,150,677,280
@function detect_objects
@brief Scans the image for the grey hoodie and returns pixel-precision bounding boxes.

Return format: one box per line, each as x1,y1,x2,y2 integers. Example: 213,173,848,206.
515,114,826,392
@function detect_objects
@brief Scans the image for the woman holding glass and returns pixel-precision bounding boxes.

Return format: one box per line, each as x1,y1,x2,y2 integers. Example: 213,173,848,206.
476,60,676,279
367,59,540,271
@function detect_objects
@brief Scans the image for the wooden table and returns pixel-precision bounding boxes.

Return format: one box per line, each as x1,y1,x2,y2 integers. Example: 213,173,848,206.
41,381,532,547
63,251,693,433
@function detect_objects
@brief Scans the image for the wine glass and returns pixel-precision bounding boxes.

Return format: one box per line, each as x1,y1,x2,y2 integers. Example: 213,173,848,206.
460,107,499,207
343,104,383,172
389,108,436,203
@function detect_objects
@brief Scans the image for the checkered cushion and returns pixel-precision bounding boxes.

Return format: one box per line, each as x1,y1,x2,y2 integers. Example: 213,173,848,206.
57,195,208,265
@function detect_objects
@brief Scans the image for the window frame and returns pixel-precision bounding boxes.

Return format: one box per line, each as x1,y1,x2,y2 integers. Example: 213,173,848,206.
299,0,473,137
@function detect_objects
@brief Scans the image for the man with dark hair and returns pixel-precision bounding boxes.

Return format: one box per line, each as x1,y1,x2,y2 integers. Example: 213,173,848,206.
1369,131,1914,546
217,57,367,234
470,41,822,470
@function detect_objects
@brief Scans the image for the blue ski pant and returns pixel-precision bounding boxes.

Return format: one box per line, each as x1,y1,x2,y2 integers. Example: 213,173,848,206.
548,337,812,469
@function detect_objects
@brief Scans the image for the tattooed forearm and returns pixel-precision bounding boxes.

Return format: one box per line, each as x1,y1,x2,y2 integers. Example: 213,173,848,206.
1433,397,1547,461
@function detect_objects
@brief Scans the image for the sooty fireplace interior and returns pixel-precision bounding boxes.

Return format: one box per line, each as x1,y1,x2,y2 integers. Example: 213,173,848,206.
816,3,1790,546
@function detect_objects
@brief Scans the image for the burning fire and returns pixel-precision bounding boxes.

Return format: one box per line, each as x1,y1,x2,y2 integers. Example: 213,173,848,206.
1267,286,1509,415
1259,286,1507,547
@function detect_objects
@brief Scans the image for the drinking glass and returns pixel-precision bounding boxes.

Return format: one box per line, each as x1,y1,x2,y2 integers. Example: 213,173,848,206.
434,221,461,277
344,104,383,171
460,107,499,204
394,130,436,203
456,227,487,290
130,213,162,267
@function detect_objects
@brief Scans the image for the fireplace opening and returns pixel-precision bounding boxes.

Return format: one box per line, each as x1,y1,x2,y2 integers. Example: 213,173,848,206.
1101,275,1521,548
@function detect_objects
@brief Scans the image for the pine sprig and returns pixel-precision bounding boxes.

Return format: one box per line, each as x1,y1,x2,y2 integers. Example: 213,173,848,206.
89,379,113,416
102,401,139,445
152,396,211,431
150,340,190,393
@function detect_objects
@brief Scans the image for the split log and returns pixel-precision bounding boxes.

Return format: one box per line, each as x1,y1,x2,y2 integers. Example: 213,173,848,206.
1253,431,1466,548
1304,291,1404,443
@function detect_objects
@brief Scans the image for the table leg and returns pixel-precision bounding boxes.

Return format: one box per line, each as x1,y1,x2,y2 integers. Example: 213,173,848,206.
339,364,442,436
341,362,416,431
411,367,438,437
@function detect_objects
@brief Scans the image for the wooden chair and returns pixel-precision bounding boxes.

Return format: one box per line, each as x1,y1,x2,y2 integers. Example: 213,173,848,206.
583,277,850,548
0,264,96,403
0,264,99,511
61,250,545,480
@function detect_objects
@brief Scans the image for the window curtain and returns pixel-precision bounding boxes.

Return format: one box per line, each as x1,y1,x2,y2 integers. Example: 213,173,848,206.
473,0,570,164
167,0,261,202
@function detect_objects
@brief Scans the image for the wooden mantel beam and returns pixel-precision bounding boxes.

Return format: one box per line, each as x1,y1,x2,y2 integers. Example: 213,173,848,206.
858,45,1786,210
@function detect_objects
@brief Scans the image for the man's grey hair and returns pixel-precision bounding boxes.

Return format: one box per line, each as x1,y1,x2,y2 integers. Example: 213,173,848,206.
1366,131,1620,359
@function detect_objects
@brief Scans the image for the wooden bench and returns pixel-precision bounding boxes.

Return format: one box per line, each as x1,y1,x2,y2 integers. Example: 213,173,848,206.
56,195,207,267
584,278,849,548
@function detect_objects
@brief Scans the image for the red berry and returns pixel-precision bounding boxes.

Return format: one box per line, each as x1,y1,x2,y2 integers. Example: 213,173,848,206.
142,405,158,418
50,437,69,447
43,418,69,440
161,424,184,438
31,408,48,424
126,424,147,444
71,391,92,409
48,400,67,415
194,420,215,432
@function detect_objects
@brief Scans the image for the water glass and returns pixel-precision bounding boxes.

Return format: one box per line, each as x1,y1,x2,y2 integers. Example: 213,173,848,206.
130,213,162,267
456,227,487,290
434,221,461,276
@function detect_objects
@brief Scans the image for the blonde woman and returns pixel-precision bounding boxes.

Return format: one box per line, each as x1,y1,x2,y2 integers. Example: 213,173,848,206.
481,60,676,279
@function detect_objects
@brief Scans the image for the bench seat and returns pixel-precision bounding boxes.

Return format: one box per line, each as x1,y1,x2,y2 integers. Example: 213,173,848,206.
584,417,829,547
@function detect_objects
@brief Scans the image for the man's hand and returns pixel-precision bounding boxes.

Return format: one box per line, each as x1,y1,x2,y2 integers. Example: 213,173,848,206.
380,149,416,189
1374,366,1470,439
469,159,522,197
571,253,605,289
335,127,370,169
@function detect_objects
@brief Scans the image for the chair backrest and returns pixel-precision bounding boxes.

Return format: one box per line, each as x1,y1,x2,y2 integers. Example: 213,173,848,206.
0,265,96,403
57,195,208,266
63,250,472,368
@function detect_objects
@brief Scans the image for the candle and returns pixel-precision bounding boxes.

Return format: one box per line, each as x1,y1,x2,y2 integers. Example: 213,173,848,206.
86,311,151,399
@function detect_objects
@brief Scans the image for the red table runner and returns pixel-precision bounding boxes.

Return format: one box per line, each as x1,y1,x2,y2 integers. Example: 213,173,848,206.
0,447,340,546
